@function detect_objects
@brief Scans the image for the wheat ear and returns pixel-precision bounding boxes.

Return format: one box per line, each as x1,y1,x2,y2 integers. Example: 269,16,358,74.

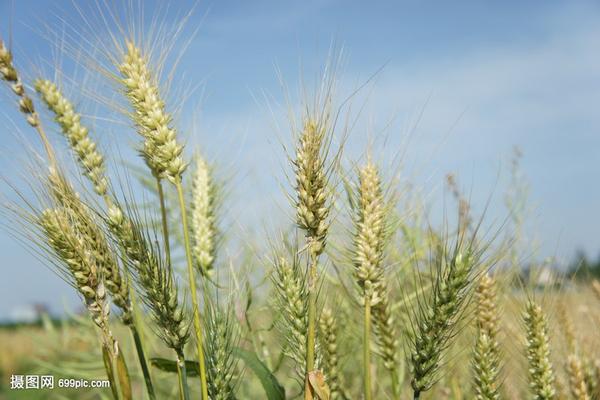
567,355,590,400
34,79,108,195
0,39,55,162
191,154,218,277
524,301,556,400
271,252,308,373
205,301,239,400
471,274,501,400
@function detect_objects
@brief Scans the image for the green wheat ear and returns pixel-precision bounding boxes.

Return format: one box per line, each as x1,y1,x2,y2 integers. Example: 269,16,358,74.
271,248,308,375
204,300,239,400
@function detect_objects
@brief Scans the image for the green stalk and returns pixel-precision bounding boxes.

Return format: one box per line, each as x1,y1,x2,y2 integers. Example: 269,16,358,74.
176,350,191,400
364,298,372,400
304,250,318,400
391,369,400,399
156,177,171,262
175,180,209,400
102,344,120,400
130,326,156,400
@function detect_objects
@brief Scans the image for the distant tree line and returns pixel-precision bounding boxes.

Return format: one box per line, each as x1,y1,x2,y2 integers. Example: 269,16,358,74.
567,250,600,279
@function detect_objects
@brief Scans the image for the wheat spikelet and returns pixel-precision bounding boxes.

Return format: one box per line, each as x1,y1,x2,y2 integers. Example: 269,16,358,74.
118,41,186,183
191,155,217,276
205,302,238,400
567,354,590,400
524,301,556,400
0,39,40,127
34,79,108,195
472,274,501,400
318,307,345,400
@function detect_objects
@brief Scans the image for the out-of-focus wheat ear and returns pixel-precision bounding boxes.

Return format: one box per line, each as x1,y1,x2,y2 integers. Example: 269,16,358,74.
0,39,55,162
591,359,600,398
204,300,239,400
318,307,346,400
34,79,109,196
191,154,218,277
271,251,308,375
471,274,501,400
524,301,556,400
592,280,600,301
567,355,590,400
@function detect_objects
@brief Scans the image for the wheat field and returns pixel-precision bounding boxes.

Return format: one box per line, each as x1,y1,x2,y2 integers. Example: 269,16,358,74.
0,2,599,400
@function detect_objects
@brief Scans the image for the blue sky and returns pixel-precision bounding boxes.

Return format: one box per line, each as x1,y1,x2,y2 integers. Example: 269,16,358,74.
1,0,599,319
